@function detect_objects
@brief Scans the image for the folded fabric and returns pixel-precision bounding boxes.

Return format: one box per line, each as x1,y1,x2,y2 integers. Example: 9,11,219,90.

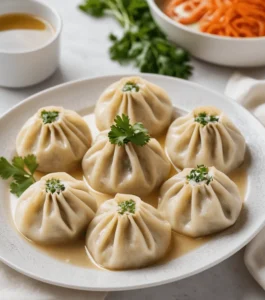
225,72,265,126
0,262,107,300
225,72,265,290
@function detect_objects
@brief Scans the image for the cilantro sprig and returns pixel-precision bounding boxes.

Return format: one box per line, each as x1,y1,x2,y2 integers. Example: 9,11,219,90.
195,112,219,126
0,155,38,196
46,179,65,194
118,199,136,215
187,165,213,185
41,110,59,124
122,82,140,92
108,114,150,146
79,0,192,79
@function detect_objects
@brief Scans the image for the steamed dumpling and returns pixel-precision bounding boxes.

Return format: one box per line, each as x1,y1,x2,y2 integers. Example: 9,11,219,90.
95,76,173,136
15,173,97,245
82,131,171,196
158,165,242,237
86,193,171,270
166,106,246,174
16,106,92,173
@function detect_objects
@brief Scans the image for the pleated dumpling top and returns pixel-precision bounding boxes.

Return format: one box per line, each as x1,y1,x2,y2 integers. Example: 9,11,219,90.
16,106,92,173
86,193,171,270
95,76,173,136
15,172,97,244
166,106,246,174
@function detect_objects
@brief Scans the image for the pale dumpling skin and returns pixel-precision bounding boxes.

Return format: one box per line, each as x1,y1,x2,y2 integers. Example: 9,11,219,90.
158,167,242,237
86,193,171,270
95,76,173,136
16,106,92,173
82,132,171,196
166,106,246,174
15,173,97,245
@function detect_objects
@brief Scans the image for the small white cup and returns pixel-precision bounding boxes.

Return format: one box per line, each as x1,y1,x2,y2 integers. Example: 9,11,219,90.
0,0,62,88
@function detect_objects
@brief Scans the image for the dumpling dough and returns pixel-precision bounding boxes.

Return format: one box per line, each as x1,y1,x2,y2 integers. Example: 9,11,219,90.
95,76,173,136
82,131,171,196
166,106,246,174
15,172,97,245
158,166,242,237
86,193,171,270
16,106,92,173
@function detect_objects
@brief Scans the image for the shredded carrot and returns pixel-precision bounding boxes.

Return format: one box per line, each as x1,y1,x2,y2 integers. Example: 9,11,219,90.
163,0,265,37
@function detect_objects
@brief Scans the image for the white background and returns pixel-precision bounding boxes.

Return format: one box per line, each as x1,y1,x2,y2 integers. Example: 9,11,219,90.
1,0,265,299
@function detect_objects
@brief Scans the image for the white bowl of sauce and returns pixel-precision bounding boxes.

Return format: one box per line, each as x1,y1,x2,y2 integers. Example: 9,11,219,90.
0,0,62,88
147,0,265,67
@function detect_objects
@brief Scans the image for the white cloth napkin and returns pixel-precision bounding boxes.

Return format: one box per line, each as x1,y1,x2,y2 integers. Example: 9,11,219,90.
0,262,107,300
225,72,265,290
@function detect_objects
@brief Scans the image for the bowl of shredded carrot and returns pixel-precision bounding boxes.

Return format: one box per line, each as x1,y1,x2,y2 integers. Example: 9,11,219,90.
147,0,265,66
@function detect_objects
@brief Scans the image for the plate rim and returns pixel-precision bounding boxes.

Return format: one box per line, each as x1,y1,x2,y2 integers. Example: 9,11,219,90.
1,73,265,291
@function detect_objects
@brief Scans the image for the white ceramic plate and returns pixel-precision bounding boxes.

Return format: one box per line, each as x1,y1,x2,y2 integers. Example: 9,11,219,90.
1,74,265,291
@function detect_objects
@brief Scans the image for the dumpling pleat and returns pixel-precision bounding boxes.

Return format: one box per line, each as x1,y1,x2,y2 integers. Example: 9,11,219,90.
216,124,237,165
63,118,89,146
187,125,202,163
159,167,242,237
132,214,156,252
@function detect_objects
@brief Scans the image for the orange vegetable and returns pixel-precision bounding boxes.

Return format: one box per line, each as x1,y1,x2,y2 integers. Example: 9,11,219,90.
163,0,265,37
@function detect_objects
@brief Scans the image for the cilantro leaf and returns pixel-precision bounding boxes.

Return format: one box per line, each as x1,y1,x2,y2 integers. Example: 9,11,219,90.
0,158,17,179
10,177,35,197
41,110,59,124
24,154,38,174
118,199,136,215
195,113,219,126
108,114,150,146
46,179,65,194
0,155,38,196
187,165,213,185
79,0,192,79
12,156,25,170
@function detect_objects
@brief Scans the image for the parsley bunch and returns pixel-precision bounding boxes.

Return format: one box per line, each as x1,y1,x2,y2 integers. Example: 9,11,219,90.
194,112,219,126
186,165,213,185
108,114,150,146
118,199,136,215
79,0,192,79
0,155,38,196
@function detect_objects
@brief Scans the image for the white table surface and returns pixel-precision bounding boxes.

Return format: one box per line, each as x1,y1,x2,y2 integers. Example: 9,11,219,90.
1,0,265,299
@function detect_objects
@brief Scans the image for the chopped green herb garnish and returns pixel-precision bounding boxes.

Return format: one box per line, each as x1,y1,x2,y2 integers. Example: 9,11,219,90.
122,82,140,93
79,0,192,79
194,112,219,126
187,165,213,185
118,199,136,215
41,110,59,124
46,179,65,194
108,114,150,146
0,155,38,197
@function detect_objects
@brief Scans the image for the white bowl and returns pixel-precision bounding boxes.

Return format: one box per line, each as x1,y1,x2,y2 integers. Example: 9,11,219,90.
0,0,62,88
147,0,265,67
